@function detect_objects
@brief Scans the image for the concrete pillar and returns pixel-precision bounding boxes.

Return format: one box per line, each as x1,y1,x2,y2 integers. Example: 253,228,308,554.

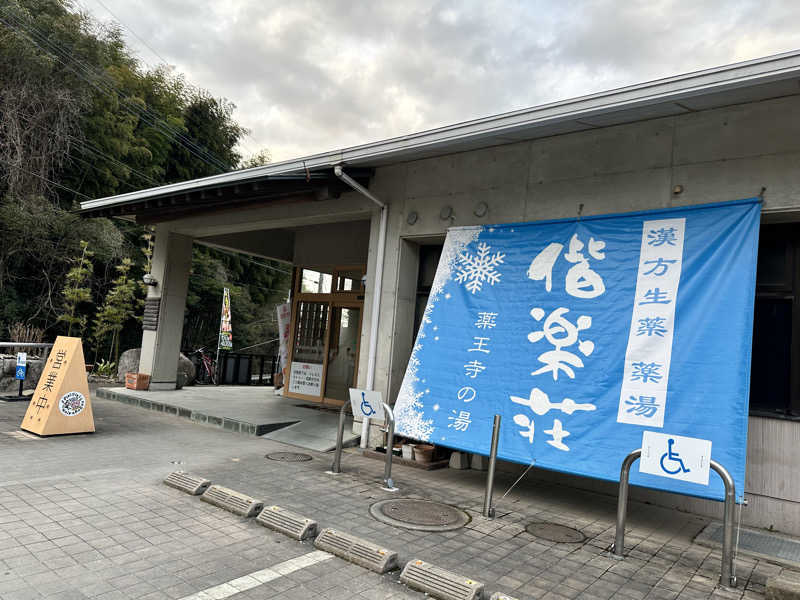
139,225,193,390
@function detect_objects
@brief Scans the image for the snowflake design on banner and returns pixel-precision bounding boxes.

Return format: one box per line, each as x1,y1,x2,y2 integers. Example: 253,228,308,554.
455,242,505,294
395,227,481,441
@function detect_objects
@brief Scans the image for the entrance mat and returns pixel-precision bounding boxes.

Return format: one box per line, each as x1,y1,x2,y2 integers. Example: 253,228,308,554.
695,521,800,567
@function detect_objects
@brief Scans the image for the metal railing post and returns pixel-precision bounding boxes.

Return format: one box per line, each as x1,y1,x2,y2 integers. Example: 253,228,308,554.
711,459,737,588
482,414,502,518
382,403,398,491
329,402,351,474
611,450,738,588
611,449,642,559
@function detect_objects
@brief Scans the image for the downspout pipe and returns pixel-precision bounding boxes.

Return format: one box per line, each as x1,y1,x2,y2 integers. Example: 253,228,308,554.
333,166,386,392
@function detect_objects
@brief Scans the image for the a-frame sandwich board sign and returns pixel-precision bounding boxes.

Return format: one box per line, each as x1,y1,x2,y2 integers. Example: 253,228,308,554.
21,336,95,436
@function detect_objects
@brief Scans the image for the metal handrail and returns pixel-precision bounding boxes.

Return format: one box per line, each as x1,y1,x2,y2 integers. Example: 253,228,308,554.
381,402,397,491
611,449,737,588
0,342,53,348
329,401,353,474
329,400,399,491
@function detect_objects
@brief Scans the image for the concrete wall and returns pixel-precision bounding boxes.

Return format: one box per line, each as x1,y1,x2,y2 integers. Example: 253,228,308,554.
200,229,295,262
192,217,371,268
293,220,371,266
364,92,800,534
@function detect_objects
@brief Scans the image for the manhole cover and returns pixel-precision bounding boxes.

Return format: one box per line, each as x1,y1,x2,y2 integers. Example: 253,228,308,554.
369,498,470,532
525,522,586,543
265,452,312,462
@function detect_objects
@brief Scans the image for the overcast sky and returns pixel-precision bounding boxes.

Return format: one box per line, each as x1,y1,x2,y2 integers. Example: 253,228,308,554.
78,0,800,164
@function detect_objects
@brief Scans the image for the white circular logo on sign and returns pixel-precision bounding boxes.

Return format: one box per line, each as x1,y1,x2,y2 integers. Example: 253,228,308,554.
58,391,85,416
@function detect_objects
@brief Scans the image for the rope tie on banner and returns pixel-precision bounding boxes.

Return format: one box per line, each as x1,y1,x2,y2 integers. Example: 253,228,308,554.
498,459,537,502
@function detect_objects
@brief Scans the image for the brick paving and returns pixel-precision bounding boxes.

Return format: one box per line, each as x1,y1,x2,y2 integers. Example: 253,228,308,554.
0,395,793,599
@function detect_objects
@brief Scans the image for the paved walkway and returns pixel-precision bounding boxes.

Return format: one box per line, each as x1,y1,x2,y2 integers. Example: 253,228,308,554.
0,396,792,599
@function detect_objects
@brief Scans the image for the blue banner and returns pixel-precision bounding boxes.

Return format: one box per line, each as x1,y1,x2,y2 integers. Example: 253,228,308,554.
395,199,760,502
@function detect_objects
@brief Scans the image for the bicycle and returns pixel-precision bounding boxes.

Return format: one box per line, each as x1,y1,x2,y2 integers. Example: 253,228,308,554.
192,347,217,385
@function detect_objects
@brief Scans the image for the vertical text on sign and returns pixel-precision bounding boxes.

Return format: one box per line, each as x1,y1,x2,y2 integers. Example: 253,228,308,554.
617,218,686,428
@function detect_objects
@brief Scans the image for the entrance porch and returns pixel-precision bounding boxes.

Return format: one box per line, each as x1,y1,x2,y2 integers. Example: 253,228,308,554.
96,385,360,451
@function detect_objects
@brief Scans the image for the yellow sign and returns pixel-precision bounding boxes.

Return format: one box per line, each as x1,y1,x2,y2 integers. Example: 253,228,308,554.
21,336,95,436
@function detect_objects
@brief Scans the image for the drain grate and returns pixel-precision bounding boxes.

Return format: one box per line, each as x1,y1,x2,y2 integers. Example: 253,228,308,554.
314,528,397,573
256,505,318,540
525,522,586,543
400,559,484,600
696,521,800,566
201,485,263,517
163,471,211,496
370,498,470,532
266,452,313,462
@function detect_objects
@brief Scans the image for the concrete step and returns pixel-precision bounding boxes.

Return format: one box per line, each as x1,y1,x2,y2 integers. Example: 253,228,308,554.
96,387,356,452
261,420,359,452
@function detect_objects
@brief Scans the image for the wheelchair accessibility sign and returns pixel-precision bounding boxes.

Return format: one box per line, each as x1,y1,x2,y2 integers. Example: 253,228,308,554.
348,388,385,421
640,431,712,486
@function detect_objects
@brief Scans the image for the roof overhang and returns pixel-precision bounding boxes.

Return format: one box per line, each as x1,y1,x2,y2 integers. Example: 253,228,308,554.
81,49,800,218
80,167,373,219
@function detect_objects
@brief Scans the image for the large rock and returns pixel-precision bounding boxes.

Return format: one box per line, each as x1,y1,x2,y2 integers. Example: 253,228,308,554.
0,356,44,393
116,348,196,386
116,348,141,383
178,353,196,386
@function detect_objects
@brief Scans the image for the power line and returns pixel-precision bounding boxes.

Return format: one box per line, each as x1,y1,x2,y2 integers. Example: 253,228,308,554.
0,8,231,174
64,149,152,195
0,158,91,200
91,0,170,67
16,110,163,189
69,137,161,187
205,245,292,274
79,0,262,162
225,279,291,295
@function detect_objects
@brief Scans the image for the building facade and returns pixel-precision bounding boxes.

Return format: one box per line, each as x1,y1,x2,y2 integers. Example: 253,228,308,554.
81,51,800,534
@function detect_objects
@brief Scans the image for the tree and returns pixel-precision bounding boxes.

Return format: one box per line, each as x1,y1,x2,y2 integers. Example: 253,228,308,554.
240,149,271,169
164,92,246,181
182,247,290,353
0,0,86,200
0,0,289,359
0,195,126,329
92,258,141,363
56,239,93,336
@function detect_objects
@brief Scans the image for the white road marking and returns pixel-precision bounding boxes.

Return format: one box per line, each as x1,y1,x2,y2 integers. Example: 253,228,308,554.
177,550,334,599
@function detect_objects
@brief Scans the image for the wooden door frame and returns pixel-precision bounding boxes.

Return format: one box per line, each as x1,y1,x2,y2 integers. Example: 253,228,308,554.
285,264,365,405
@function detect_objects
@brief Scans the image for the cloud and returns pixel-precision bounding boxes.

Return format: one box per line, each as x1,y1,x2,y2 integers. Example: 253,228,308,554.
84,0,800,162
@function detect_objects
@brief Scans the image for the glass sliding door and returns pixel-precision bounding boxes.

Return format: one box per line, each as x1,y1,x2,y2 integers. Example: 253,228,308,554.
323,306,361,401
